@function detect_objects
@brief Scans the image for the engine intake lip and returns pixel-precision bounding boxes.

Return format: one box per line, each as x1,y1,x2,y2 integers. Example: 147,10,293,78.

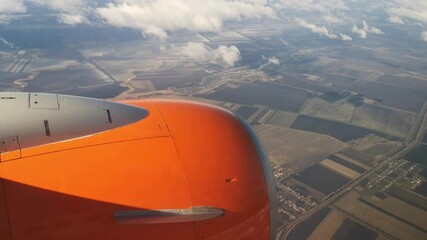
234,114,278,240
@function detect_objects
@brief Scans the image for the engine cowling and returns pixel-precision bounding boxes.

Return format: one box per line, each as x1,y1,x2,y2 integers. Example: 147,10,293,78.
0,93,277,240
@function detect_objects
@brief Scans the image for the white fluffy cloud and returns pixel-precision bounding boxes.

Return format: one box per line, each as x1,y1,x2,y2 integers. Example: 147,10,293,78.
58,13,89,25
0,0,26,24
28,0,86,13
268,57,280,65
298,19,354,41
27,0,90,26
386,1,427,25
422,32,427,42
96,0,276,38
323,14,346,25
4,0,423,43
273,0,348,13
0,0,26,13
179,42,241,67
339,33,352,41
297,19,338,39
279,38,289,47
388,15,405,24
0,38,15,48
352,21,384,39
296,19,353,41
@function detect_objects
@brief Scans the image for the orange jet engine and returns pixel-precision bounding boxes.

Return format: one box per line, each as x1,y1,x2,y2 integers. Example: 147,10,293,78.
0,92,277,240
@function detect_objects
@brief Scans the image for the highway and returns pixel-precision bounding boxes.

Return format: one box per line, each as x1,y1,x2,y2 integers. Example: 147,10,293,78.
278,101,427,240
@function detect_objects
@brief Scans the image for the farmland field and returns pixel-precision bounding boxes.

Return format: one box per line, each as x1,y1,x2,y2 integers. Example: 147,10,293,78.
277,72,357,94
205,81,311,113
389,187,427,211
415,183,427,197
291,115,388,142
299,94,415,138
363,144,397,158
235,106,257,119
288,208,331,240
301,97,355,123
338,148,376,166
307,210,346,240
321,159,361,179
330,219,378,240
404,144,427,165
266,110,297,127
351,104,416,138
335,191,427,240
251,109,270,123
295,164,350,195
254,125,347,167
328,155,366,174
360,196,427,231
378,74,427,92
25,62,113,92
348,80,427,113
420,167,427,178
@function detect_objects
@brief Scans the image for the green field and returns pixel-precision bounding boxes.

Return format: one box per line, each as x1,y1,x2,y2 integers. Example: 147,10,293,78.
363,144,397,158
301,97,355,123
300,95,417,139
351,104,417,138
267,110,297,127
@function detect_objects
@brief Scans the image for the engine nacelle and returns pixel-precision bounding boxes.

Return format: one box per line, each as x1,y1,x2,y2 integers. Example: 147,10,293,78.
0,93,277,240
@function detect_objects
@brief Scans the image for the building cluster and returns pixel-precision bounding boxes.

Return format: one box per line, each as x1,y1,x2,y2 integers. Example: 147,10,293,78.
366,159,424,192
271,162,300,181
272,162,318,223
349,134,404,148
178,67,272,95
